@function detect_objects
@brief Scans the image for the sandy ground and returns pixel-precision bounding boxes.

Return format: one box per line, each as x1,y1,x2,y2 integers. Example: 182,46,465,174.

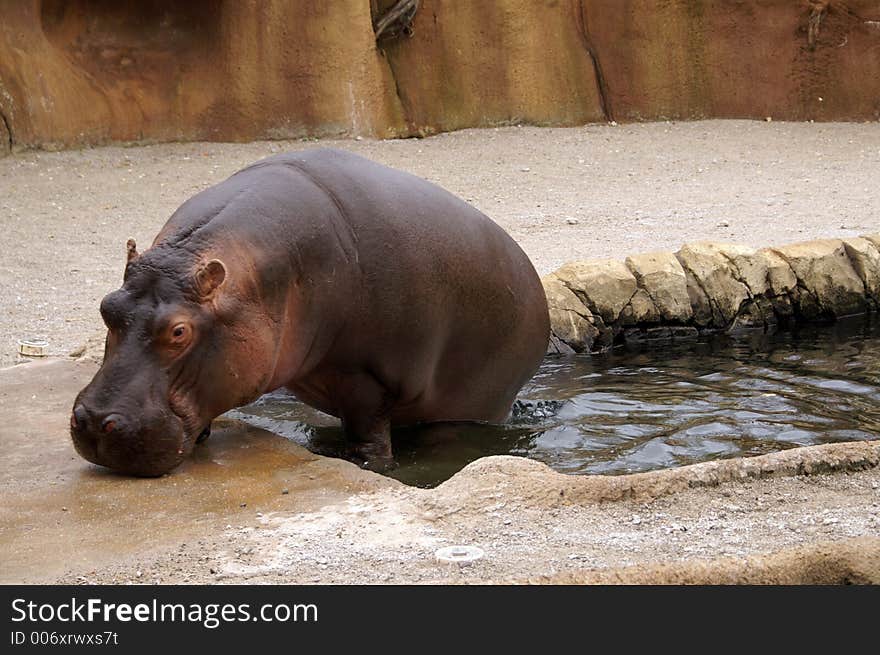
1,119,879,367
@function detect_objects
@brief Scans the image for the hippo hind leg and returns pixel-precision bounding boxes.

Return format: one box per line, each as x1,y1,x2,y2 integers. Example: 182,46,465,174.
343,413,394,472
337,372,395,472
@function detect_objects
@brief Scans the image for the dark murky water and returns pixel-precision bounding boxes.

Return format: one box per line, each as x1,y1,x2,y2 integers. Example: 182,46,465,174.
228,317,880,487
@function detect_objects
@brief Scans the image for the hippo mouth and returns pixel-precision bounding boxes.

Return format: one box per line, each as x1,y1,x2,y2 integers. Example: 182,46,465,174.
167,393,215,448
71,411,189,477
73,390,212,477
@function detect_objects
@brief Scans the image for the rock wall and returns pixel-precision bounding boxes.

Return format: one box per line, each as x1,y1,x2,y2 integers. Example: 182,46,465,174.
0,0,405,152
376,0,605,135
582,0,880,123
2,0,879,153
545,234,880,354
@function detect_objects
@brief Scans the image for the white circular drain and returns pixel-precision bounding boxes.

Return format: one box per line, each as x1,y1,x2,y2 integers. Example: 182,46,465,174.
435,545,485,565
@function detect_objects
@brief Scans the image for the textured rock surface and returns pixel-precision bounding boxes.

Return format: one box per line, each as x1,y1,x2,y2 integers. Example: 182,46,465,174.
843,237,880,303
582,0,880,124
0,0,406,151
376,0,604,135
711,243,769,296
760,248,800,297
555,259,637,324
0,112,9,155
533,537,880,585
625,251,692,322
2,0,879,152
773,239,868,317
619,288,659,326
863,233,880,252
434,441,880,508
675,242,751,327
542,274,598,354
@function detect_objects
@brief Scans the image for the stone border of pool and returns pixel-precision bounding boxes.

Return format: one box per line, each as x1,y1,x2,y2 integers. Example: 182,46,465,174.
426,440,880,512
544,234,880,354
419,441,880,584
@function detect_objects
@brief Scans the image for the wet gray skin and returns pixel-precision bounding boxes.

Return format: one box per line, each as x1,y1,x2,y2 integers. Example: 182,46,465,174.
229,316,880,487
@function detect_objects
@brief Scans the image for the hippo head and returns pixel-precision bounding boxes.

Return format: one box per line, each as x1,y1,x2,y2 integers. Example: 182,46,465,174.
71,240,273,476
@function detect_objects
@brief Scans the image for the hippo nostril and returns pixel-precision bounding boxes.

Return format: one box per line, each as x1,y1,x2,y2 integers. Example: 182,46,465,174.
101,414,125,435
71,404,88,431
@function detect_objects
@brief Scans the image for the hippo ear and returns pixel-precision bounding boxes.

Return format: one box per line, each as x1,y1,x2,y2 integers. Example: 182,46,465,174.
126,238,139,263
195,259,227,300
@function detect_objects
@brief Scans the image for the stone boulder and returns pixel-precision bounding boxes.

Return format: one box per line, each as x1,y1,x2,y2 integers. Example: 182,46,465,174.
542,274,599,354
844,237,880,304
862,233,880,252
772,239,867,318
710,243,768,296
675,242,751,328
546,233,876,349
625,251,692,322
758,248,799,298
554,259,637,325
710,243,793,329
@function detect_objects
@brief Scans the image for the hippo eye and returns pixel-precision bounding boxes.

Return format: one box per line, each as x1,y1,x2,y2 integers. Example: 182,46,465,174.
169,323,189,342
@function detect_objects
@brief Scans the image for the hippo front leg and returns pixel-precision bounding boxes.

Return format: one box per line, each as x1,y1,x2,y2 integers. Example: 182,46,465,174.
196,423,212,444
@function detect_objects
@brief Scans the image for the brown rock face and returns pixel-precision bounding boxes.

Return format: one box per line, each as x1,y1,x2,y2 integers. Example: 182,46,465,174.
842,237,880,304
555,259,637,324
582,0,880,122
376,0,605,135
2,1,879,152
0,0,405,151
675,242,751,327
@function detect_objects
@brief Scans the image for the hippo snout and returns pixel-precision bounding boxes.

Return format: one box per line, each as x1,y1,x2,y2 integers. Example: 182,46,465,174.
70,404,127,436
70,398,189,477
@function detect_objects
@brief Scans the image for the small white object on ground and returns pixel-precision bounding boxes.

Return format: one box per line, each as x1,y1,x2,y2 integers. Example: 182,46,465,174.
435,545,485,565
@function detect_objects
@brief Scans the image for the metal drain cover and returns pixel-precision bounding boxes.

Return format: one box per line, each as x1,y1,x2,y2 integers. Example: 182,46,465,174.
435,545,485,564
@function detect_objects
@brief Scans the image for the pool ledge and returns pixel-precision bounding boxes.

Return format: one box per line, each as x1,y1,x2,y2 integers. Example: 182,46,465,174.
546,234,880,353
429,439,880,510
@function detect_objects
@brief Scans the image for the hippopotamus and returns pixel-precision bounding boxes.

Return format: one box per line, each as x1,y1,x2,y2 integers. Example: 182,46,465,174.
70,148,549,476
